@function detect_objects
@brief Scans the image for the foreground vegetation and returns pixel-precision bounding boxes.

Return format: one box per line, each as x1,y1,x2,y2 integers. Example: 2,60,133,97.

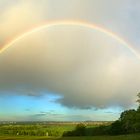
93,93,140,135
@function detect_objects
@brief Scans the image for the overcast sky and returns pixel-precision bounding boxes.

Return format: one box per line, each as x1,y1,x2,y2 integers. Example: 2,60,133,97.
0,0,140,121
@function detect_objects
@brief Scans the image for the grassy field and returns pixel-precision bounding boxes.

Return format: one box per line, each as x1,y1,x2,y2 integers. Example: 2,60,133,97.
0,123,139,140
0,134,140,140
0,122,109,137
0,124,76,137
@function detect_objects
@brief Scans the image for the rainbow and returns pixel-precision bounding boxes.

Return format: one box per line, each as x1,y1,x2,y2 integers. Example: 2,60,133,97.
0,20,139,59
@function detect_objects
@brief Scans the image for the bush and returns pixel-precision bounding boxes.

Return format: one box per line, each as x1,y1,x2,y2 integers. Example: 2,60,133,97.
63,123,86,136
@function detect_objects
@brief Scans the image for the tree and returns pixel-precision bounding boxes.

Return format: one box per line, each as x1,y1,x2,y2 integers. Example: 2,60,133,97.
137,92,140,111
119,109,136,133
74,123,86,136
63,123,86,137
110,120,123,135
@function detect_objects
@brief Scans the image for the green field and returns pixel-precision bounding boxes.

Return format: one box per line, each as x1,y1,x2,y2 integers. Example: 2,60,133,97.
0,134,140,140
0,124,76,137
0,123,108,137
0,123,140,140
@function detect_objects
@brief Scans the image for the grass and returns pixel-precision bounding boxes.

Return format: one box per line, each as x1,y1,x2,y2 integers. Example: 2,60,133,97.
0,134,140,140
0,124,76,137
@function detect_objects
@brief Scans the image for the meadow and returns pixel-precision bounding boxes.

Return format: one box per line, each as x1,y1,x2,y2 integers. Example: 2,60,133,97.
0,122,110,136
0,122,140,140
0,122,108,138
0,123,75,137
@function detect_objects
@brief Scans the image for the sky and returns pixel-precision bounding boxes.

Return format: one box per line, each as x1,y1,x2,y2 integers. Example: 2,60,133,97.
0,0,140,121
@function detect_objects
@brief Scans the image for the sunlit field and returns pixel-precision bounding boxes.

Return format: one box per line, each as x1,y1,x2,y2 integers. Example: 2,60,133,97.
0,123,140,140
0,122,110,137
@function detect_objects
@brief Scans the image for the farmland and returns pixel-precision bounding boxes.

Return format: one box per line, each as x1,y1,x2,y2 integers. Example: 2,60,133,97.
0,122,140,140
0,122,110,137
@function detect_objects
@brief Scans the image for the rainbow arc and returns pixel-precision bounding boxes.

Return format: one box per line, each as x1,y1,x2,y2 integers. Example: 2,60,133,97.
0,20,139,59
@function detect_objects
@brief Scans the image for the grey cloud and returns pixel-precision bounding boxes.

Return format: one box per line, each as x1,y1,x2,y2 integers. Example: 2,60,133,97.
0,0,140,109
0,24,140,109
33,113,47,117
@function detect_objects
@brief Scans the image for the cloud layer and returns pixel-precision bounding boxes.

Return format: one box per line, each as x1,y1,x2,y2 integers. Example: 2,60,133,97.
0,25,140,109
0,0,140,110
